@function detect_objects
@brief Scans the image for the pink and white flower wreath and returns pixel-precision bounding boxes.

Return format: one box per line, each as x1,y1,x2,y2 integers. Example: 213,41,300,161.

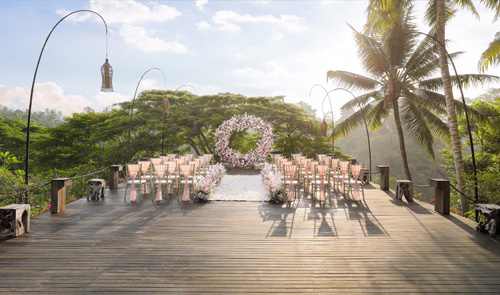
215,114,273,167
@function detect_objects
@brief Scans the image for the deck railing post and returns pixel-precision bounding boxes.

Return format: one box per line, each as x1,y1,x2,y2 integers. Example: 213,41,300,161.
109,165,123,190
429,179,450,215
51,178,72,214
377,165,390,190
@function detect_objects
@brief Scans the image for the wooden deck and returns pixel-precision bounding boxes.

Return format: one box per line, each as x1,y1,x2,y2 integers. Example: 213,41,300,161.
1,181,500,294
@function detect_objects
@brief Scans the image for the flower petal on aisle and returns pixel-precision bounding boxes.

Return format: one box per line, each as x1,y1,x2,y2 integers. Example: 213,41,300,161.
210,175,270,201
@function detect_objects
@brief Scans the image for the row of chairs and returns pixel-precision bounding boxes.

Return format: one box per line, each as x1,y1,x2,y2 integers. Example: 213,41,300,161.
272,153,365,203
124,154,214,202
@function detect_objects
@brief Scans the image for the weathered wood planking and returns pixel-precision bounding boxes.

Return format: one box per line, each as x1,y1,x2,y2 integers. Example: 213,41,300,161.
0,183,499,294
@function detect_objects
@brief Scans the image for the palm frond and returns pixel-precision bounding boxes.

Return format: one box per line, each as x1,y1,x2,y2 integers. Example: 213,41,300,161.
410,89,447,114
399,98,436,159
478,31,500,72
454,0,480,20
424,0,457,27
418,105,451,146
404,33,439,78
480,0,500,22
367,99,390,129
348,23,389,77
340,91,380,111
384,5,418,69
334,107,371,140
327,71,380,92
418,74,500,92
365,0,414,35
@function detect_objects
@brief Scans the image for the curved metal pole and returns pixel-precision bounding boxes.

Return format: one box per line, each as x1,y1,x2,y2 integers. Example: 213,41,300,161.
309,84,335,155
412,32,479,220
161,84,197,154
25,10,108,185
328,87,372,182
127,68,167,162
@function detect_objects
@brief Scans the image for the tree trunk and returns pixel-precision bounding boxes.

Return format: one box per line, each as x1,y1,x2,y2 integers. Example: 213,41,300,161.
199,132,214,154
196,134,209,154
436,0,468,212
393,98,412,180
186,138,201,156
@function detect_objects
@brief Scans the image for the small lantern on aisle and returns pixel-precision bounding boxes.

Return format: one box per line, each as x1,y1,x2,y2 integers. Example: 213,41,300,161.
101,59,113,92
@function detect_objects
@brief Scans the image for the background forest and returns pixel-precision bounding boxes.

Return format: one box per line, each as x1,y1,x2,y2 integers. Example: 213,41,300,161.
1,87,499,219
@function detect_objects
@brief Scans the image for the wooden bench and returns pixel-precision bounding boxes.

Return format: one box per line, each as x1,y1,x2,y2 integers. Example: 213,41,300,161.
475,204,500,236
0,204,30,237
87,179,105,200
395,180,413,202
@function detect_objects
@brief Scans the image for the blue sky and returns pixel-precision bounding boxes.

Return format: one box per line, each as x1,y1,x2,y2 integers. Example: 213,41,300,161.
0,0,498,117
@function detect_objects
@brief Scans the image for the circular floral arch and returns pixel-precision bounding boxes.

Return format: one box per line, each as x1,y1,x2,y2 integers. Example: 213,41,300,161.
215,114,273,167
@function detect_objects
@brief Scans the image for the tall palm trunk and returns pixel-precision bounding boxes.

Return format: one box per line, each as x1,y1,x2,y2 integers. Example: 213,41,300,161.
393,97,412,180
436,0,468,212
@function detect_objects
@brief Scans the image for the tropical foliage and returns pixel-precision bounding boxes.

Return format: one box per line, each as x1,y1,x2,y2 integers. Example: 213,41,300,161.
327,3,498,182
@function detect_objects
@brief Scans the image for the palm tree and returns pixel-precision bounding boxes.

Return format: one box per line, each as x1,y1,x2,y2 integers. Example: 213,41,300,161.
327,4,498,181
479,32,500,72
366,0,500,214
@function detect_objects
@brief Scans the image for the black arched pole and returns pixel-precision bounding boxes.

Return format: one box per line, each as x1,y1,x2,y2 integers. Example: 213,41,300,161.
161,85,197,154
309,84,335,155
127,68,167,162
310,85,373,182
25,10,111,185
400,31,479,220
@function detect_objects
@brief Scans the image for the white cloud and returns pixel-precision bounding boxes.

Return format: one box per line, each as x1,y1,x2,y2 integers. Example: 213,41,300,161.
196,0,208,11
196,21,211,30
233,62,294,89
0,82,103,116
211,10,307,33
253,0,271,4
271,32,283,41
119,24,187,53
57,0,182,25
0,82,132,115
136,78,160,93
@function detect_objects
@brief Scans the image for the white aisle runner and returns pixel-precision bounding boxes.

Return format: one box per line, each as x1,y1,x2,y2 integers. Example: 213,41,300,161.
211,175,270,201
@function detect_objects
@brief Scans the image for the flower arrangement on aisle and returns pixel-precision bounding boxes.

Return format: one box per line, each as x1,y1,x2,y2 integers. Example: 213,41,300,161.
215,114,273,167
261,163,285,202
194,163,226,201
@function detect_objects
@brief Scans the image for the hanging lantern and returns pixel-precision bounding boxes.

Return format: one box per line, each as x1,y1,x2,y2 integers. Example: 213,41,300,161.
321,119,328,137
101,59,113,92
308,120,313,134
162,96,170,115
384,77,395,109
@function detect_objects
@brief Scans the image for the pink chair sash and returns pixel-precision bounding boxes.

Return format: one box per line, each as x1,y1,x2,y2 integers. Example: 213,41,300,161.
351,164,362,201
153,164,166,201
180,164,192,201
166,161,176,194
138,161,150,194
127,164,140,202
285,165,296,201
340,161,349,194
317,165,328,202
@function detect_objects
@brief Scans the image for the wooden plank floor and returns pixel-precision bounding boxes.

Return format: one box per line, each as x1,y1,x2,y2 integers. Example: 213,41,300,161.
1,182,500,294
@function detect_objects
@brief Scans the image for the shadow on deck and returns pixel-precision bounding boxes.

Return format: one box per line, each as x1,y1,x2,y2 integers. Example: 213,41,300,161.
1,181,499,293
